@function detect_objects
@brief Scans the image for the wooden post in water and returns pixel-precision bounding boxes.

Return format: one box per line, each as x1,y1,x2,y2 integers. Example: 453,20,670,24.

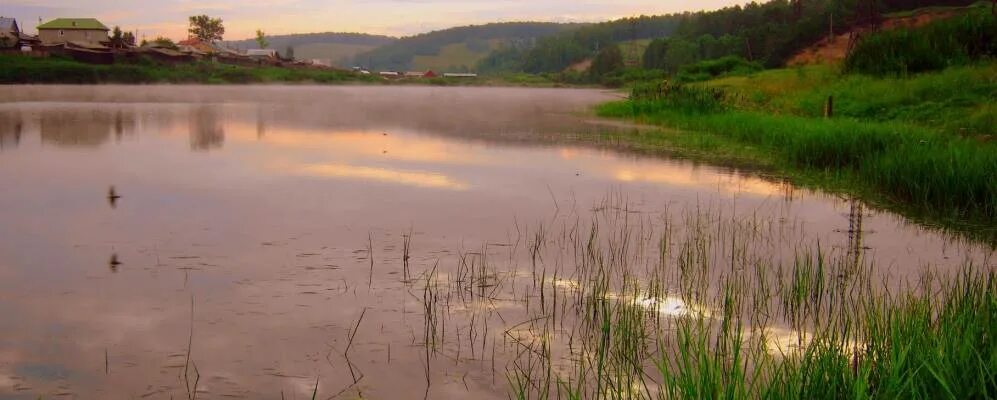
824,95,834,118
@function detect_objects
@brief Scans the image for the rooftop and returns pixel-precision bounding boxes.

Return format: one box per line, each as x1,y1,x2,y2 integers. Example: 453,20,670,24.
0,17,18,32
37,18,109,31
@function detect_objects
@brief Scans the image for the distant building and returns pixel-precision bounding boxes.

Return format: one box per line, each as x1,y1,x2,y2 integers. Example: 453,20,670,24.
37,18,109,45
443,73,478,78
0,17,20,48
403,70,438,78
379,71,401,77
247,48,277,58
178,38,215,55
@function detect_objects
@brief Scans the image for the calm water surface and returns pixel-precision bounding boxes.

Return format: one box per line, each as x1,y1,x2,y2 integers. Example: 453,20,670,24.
0,85,991,399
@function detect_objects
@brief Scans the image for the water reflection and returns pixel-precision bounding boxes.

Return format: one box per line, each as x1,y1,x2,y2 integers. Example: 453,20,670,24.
38,109,135,148
0,111,22,150
0,86,990,399
189,106,225,151
107,186,121,209
289,163,470,190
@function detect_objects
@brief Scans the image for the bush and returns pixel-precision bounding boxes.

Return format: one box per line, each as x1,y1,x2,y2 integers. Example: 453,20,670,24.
675,56,762,83
629,81,729,114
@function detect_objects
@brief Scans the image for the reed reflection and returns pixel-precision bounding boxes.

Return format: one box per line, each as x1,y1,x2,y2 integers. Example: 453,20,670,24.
189,106,225,151
0,111,22,151
39,109,135,148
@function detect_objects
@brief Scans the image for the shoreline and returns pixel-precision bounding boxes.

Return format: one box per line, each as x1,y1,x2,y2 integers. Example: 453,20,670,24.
591,106,996,245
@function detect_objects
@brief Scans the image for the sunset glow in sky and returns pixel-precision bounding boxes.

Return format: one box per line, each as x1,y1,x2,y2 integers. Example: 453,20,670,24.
2,0,749,41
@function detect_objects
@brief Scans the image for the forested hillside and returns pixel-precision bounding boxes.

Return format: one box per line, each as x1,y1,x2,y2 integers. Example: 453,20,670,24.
350,22,584,72
479,0,983,75
223,32,397,65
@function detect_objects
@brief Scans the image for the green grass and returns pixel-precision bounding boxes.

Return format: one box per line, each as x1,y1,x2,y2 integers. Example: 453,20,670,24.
706,63,997,136
497,197,997,399
0,54,377,84
597,101,997,238
412,40,501,72
593,61,997,239
883,0,991,18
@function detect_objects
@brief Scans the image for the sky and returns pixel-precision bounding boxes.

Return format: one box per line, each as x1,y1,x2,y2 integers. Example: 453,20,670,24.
1,0,749,41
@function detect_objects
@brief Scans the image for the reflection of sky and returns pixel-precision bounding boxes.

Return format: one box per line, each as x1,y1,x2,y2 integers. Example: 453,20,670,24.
2,0,750,40
0,86,989,398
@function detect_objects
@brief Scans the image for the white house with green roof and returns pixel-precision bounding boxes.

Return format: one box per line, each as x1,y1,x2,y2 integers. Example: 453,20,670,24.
37,18,109,45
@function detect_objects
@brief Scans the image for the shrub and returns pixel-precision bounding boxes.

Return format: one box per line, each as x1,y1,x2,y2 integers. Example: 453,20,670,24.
675,56,763,83
629,81,729,114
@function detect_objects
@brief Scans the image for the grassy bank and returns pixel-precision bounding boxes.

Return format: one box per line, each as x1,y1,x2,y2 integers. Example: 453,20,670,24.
0,54,577,87
596,63,997,240
0,54,377,84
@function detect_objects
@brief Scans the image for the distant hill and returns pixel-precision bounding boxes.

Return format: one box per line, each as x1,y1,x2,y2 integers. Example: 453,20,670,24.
223,32,397,65
351,22,585,72
487,0,984,75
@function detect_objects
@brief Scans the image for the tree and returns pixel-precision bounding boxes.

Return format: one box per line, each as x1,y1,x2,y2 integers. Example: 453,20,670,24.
111,26,123,48
643,38,669,70
123,31,136,46
188,15,225,42
285,45,295,60
255,29,269,49
589,44,624,79
152,37,179,50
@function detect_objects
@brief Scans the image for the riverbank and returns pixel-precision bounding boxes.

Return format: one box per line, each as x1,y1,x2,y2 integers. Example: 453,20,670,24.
596,63,997,242
0,54,583,87
0,54,375,84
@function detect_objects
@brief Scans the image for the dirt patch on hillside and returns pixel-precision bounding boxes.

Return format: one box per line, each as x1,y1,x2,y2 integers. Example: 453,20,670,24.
788,8,968,66
566,58,593,73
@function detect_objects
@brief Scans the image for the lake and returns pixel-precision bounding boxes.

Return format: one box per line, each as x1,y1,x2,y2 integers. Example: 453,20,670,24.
0,85,991,399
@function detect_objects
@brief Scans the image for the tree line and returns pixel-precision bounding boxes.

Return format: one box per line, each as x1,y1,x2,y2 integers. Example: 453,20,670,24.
478,0,981,76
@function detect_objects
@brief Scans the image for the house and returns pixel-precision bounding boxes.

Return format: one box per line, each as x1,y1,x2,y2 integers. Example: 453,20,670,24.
379,71,401,78
177,38,215,55
0,17,20,48
443,73,478,78
37,18,109,45
402,70,438,78
247,48,277,58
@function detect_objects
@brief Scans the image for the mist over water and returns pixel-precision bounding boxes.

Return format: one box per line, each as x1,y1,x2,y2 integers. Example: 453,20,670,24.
0,85,990,399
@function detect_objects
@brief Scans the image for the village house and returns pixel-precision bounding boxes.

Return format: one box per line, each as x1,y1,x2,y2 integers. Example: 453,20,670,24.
37,18,109,45
404,70,438,78
0,17,19,48
246,48,278,59
177,38,214,55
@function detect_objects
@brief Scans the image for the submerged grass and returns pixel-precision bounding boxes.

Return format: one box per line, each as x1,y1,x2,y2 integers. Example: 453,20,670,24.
484,198,996,399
